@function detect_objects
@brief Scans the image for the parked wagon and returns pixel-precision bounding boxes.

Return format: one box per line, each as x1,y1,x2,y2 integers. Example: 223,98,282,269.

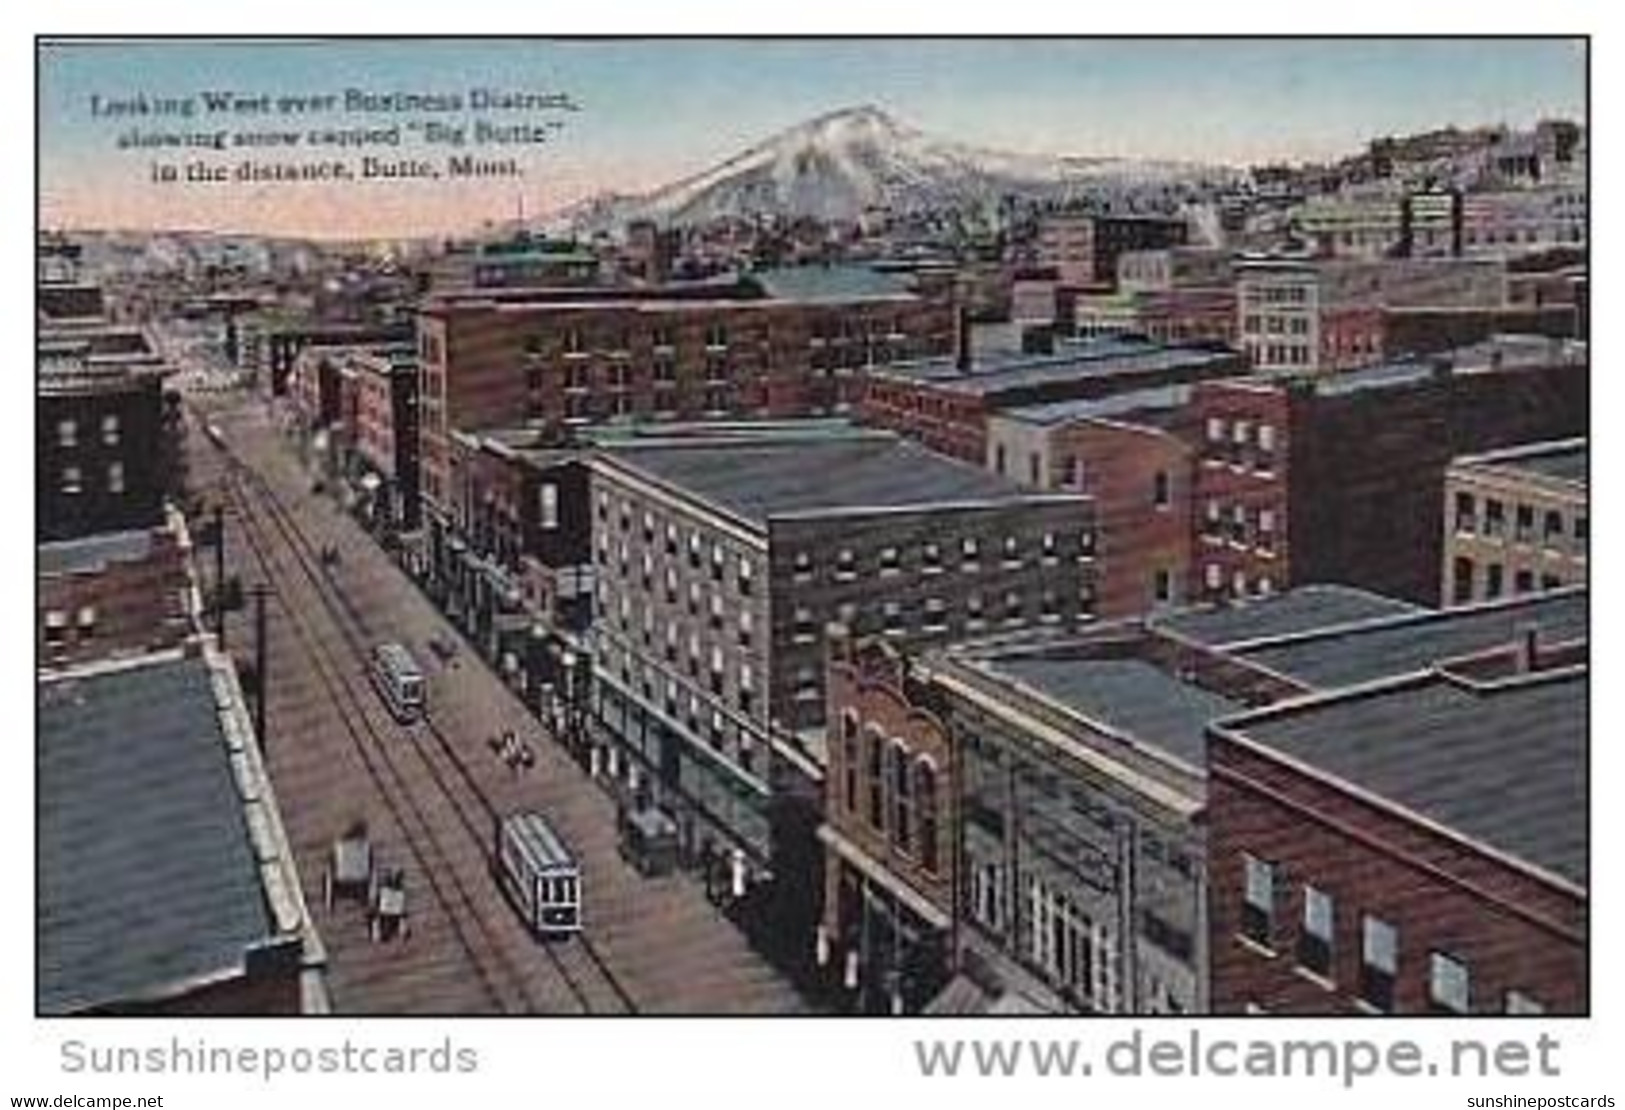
368,867,410,942
619,806,679,878
323,820,373,911
494,811,581,938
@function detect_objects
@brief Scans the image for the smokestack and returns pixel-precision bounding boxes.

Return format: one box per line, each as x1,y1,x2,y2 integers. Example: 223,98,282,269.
955,304,973,374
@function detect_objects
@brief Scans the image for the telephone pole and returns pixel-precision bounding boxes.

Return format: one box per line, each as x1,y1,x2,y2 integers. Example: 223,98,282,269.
252,583,270,751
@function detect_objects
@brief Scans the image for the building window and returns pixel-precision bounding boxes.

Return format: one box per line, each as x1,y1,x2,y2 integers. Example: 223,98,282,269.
58,419,77,447
738,557,754,596
890,741,914,855
793,606,816,641
1062,454,1081,487
101,414,120,446
961,537,979,568
1154,568,1173,604
1574,515,1588,550
1515,504,1535,544
966,592,984,626
916,758,939,873
1543,509,1565,548
1514,569,1534,595
882,601,904,636
835,549,856,580
1360,916,1398,1012
1003,591,1024,624
1002,536,1021,566
841,712,860,813
792,551,813,580
738,609,753,647
1429,952,1471,1014
866,728,885,830
1299,886,1334,979
44,609,68,645
878,546,900,575
539,484,559,530
1485,562,1505,599
1258,423,1276,455
922,542,942,574
61,466,82,495
106,462,125,494
1452,557,1475,604
923,597,948,632
1152,470,1171,509
1206,417,1225,444
711,544,725,582
994,444,1007,475
1241,854,1274,948
1483,499,1506,538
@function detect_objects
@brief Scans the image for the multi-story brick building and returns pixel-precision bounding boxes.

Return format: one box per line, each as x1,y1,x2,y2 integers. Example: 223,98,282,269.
583,426,1094,941
1188,335,1588,606
862,339,1242,464
1235,255,1507,375
985,385,1196,619
1208,645,1585,1015
1035,214,1189,288
415,268,955,529
39,506,197,670
1442,439,1587,605
39,643,323,1014
340,347,421,533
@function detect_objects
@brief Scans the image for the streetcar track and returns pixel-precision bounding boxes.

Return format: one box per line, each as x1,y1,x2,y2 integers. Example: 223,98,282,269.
210,431,636,1014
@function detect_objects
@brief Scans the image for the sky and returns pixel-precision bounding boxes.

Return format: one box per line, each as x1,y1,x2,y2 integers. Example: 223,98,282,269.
38,38,1587,240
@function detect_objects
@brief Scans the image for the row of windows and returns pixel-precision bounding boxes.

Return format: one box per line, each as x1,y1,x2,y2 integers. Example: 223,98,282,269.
56,463,126,496
1242,856,1546,1014
838,713,941,874
596,495,759,595
1453,492,1587,551
1202,500,1278,552
798,587,1098,642
1450,557,1568,605
791,532,1091,581
54,415,121,448
1202,563,1276,599
1241,314,1312,336
1204,416,1278,454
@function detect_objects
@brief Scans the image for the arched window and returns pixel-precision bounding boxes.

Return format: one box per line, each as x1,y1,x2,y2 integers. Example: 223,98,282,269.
841,712,860,814
865,727,885,830
916,757,939,874
891,739,913,855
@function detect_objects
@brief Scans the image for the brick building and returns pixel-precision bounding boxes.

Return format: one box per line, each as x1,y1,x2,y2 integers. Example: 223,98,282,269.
583,426,1093,956
1187,336,1588,606
1208,651,1585,1015
1035,214,1189,288
861,339,1242,465
985,385,1196,619
1443,439,1587,605
414,269,955,529
39,507,197,670
38,645,323,1014
1235,255,1507,375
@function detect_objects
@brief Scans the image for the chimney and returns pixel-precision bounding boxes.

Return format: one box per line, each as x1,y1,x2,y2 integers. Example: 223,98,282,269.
1514,622,1540,673
954,304,973,374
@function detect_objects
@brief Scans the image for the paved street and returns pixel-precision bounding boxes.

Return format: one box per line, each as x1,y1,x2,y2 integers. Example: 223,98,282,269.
189,394,811,1015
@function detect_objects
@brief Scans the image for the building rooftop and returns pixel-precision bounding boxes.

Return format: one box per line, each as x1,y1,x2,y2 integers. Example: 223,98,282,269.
38,528,160,577
1235,588,1587,690
747,265,918,303
999,383,1194,427
1453,438,1587,488
975,653,1242,770
38,283,108,323
602,431,1065,528
38,651,282,1013
1222,666,1586,887
873,338,1238,397
1151,585,1425,651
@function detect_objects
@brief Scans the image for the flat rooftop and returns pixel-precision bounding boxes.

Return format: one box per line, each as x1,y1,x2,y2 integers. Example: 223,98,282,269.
1235,588,1588,690
1305,335,1587,399
602,432,1064,527
1454,438,1587,488
38,651,277,1013
39,527,163,577
1224,667,1586,886
873,338,1237,396
748,265,918,303
975,653,1242,770
1152,585,1425,651
999,383,1194,427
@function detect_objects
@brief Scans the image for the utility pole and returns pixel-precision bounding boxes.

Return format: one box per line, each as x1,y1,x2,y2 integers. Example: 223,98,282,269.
213,502,226,648
252,584,269,751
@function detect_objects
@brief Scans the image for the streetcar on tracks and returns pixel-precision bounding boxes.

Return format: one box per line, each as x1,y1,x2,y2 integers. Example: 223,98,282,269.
369,641,426,723
494,811,582,938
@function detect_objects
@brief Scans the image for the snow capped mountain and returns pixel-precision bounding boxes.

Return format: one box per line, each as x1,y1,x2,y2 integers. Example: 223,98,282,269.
555,105,1237,232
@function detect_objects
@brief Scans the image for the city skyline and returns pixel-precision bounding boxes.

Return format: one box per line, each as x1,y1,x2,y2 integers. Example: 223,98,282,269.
40,37,1586,239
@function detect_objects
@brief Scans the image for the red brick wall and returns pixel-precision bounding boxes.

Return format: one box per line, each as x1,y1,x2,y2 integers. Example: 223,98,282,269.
1186,381,1294,602
39,528,191,668
1208,735,1585,1015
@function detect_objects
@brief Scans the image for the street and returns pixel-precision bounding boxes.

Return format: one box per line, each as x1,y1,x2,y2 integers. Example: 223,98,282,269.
190,394,811,1015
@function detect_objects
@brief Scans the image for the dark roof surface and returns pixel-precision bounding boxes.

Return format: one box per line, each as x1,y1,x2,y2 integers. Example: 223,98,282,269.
1152,585,1425,650
1458,439,1587,487
605,434,1048,526
38,529,157,576
1238,589,1588,689
1228,669,1586,885
38,654,272,1013
874,340,1235,396
749,265,918,303
982,655,1241,768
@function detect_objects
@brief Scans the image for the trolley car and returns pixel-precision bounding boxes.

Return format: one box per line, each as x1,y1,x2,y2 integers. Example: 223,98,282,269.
369,641,425,723
494,811,581,937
